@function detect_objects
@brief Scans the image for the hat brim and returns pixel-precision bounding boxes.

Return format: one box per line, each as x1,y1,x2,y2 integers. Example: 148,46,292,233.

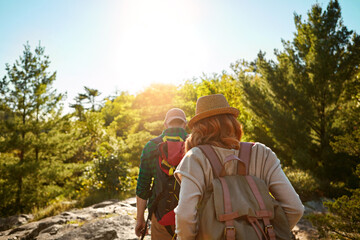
188,107,239,129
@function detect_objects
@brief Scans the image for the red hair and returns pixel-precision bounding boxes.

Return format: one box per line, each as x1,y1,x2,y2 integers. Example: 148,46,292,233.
185,114,243,152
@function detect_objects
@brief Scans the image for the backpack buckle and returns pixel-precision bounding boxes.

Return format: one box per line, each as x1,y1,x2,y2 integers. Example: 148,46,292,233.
265,224,273,234
224,226,235,236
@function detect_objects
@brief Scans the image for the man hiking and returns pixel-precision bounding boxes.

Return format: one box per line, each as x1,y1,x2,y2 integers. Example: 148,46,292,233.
135,108,187,239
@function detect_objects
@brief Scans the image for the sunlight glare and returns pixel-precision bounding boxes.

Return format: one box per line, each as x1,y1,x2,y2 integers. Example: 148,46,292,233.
113,0,208,93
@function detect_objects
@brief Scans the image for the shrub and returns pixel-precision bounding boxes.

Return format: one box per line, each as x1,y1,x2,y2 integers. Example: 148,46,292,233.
307,188,360,239
283,167,320,201
307,165,360,239
78,153,138,206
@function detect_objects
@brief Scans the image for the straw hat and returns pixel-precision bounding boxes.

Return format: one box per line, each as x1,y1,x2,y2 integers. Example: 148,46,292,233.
164,108,187,125
188,94,239,129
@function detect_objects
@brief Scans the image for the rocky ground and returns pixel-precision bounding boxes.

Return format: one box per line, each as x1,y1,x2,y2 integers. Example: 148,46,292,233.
0,198,321,240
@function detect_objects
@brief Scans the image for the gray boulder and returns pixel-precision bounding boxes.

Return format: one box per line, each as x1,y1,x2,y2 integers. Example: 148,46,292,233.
0,214,33,231
0,197,148,240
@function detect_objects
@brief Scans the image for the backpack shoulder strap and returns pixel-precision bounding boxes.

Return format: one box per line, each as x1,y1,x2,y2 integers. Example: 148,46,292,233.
197,145,222,178
238,142,254,175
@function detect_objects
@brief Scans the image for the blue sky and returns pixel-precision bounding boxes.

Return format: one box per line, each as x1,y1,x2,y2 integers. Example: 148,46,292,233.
0,0,359,108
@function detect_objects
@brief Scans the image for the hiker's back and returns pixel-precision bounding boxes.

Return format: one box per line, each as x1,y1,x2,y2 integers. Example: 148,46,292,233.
150,135,186,238
175,143,303,239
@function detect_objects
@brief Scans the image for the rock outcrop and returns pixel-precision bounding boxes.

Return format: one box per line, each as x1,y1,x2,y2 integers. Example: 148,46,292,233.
0,198,147,240
0,214,34,232
0,197,320,240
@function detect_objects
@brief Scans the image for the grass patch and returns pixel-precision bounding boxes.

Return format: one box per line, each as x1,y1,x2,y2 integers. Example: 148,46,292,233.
66,219,86,227
30,189,135,222
99,213,118,219
32,199,77,221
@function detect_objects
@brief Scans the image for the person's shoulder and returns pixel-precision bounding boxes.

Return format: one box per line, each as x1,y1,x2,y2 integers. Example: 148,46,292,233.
252,142,273,152
144,138,158,149
251,142,279,164
181,146,207,164
186,146,205,157
141,137,160,157
177,146,208,174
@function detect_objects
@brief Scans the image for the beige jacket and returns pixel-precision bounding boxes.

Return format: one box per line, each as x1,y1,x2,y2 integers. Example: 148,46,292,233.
174,142,304,240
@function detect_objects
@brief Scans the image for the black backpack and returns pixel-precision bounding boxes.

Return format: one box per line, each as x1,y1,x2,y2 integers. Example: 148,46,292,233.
148,135,186,237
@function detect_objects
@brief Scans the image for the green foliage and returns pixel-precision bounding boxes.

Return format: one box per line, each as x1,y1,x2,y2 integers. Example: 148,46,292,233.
233,0,360,189
70,86,102,113
173,79,197,118
70,111,107,162
90,154,133,192
331,74,360,159
32,198,77,221
133,83,177,126
0,43,81,215
79,153,138,206
123,131,156,167
101,92,135,137
308,165,360,239
283,167,320,202
143,121,164,136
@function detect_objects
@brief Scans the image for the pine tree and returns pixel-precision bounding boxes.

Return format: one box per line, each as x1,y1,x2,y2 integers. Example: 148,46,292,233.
0,43,76,214
234,0,360,187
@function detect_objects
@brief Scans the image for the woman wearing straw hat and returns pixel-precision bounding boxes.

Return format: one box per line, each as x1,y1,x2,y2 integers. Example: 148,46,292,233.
173,94,304,239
